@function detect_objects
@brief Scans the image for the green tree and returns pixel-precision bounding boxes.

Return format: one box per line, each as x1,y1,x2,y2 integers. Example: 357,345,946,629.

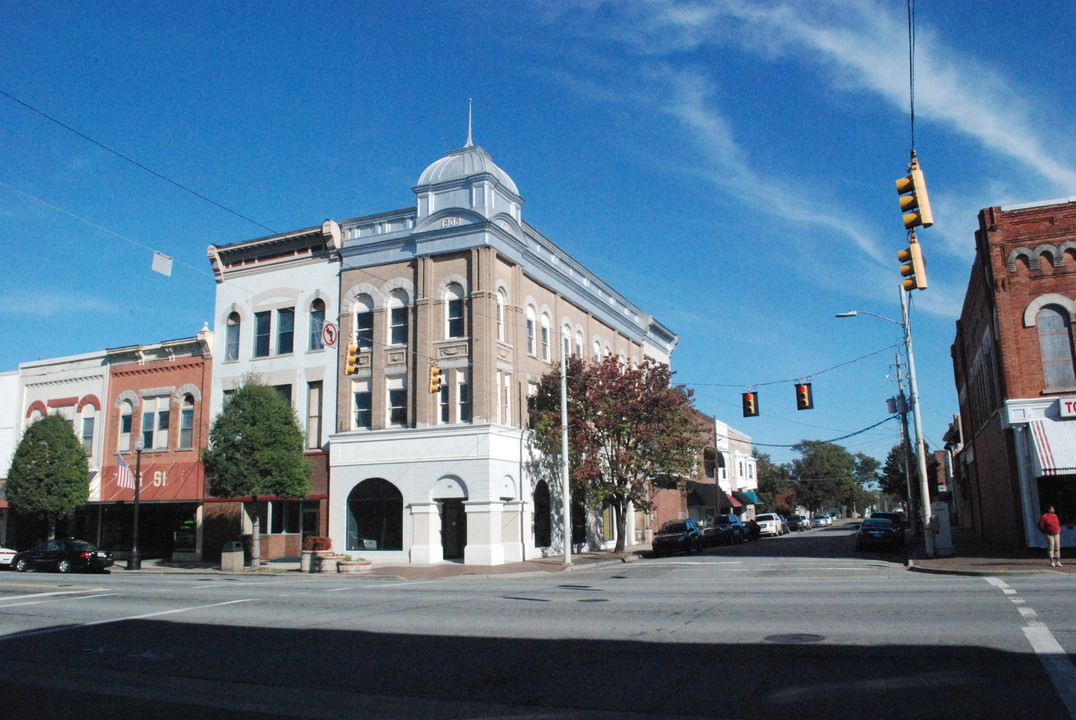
7,414,90,539
531,355,705,553
880,444,910,503
754,449,795,513
202,377,312,567
791,441,879,514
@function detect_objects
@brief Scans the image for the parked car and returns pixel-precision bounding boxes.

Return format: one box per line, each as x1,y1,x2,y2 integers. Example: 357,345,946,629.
788,514,812,531
702,514,746,545
870,511,906,530
813,514,831,527
651,519,703,557
755,513,786,537
0,546,15,568
12,538,114,573
855,518,905,553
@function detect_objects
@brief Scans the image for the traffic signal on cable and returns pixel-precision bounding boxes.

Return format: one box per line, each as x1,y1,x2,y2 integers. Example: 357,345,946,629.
428,363,443,394
742,391,759,417
795,382,814,411
895,156,934,230
344,343,359,375
897,234,928,291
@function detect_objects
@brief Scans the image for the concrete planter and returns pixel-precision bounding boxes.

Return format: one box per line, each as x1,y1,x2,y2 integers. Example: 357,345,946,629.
300,550,316,573
317,554,341,573
338,561,372,574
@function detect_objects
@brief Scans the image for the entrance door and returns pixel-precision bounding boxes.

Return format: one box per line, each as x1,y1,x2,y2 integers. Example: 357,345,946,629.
441,500,467,560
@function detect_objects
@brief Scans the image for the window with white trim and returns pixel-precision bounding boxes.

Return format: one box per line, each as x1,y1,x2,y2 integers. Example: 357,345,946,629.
254,311,271,358
225,312,240,361
354,380,372,430
1037,305,1076,389
526,306,536,356
178,394,195,450
540,313,551,362
119,401,134,452
306,382,322,449
388,291,409,346
277,307,295,355
496,289,506,342
446,283,465,338
309,299,325,351
141,396,170,451
355,295,374,349
387,377,407,427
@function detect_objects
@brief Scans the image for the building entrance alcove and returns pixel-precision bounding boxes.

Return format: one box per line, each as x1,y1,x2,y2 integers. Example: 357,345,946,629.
346,478,403,552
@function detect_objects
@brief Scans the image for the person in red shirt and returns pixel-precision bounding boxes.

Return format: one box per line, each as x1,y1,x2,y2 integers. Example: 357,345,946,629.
1038,506,1062,567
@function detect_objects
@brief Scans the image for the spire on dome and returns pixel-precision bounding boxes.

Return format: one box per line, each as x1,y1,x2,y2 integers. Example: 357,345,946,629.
465,98,474,148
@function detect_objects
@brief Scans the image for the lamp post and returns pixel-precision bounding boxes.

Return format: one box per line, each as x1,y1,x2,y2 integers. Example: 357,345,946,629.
836,287,935,557
127,437,144,570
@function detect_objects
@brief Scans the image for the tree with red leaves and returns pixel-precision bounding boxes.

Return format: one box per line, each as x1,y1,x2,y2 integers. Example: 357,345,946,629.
531,355,705,553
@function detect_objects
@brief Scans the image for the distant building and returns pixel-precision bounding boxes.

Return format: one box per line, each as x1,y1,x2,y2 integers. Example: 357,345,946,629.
951,198,1076,549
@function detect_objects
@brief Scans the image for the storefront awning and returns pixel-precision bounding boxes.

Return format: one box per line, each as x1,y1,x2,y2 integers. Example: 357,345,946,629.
686,483,741,509
1030,420,1076,476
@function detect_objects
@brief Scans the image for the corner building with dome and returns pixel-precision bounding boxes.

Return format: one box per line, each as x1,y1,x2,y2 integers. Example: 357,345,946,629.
211,135,678,566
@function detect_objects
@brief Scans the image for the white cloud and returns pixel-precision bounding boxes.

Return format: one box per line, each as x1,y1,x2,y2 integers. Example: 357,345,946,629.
0,291,119,318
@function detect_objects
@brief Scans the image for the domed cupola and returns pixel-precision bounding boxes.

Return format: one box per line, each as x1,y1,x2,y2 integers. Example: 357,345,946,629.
414,125,523,227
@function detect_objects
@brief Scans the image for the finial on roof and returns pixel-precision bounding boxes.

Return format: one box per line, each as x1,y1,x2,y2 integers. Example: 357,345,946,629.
465,98,473,148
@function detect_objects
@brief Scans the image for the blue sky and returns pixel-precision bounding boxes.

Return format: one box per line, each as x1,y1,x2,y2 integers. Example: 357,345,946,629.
1,1,1074,466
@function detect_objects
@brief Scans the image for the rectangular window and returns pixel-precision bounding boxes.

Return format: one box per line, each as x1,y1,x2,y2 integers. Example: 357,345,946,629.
388,382,407,427
447,297,465,338
306,382,322,449
273,384,292,407
309,304,325,351
354,382,372,429
268,500,302,534
179,404,194,450
277,307,295,354
141,397,169,450
459,374,471,423
254,311,271,357
356,310,374,348
119,410,133,453
226,320,240,361
439,384,450,424
390,306,408,345
81,416,94,454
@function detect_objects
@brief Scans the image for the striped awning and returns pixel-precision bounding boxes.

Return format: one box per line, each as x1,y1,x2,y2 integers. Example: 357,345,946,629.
1029,420,1076,476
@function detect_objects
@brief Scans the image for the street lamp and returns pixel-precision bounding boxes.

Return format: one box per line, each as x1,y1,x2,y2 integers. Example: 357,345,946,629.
127,437,144,570
836,288,935,557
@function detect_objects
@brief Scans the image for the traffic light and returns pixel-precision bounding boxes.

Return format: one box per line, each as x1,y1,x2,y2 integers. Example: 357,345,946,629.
795,382,814,411
895,156,934,229
344,343,359,375
742,391,759,417
428,363,443,393
897,235,928,291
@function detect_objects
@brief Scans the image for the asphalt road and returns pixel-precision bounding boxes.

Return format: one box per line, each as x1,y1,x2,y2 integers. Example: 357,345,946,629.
1,522,1074,720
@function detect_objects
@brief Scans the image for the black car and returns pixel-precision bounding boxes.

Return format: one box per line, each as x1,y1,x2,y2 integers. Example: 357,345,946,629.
870,511,906,530
13,538,114,573
855,518,905,553
702,514,746,546
652,519,703,557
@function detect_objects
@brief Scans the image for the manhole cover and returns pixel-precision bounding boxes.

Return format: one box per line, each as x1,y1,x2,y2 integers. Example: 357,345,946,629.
763,633,825,644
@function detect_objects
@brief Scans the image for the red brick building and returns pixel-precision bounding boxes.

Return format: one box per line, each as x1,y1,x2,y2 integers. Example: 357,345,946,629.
952,198,1076,550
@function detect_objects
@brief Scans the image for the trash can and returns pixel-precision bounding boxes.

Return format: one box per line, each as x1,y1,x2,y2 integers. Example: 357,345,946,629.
221,541,245,571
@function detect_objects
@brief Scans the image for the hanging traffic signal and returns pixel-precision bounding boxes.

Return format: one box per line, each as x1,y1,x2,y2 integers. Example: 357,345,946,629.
742,391,759,417
344,343,359,375
428,363,443,393
795,382,814,411
897,234,928,291
895,156,934,229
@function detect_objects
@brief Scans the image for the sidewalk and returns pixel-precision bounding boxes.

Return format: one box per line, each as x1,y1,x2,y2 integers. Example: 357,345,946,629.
108,548,645,579
906,527,1073,576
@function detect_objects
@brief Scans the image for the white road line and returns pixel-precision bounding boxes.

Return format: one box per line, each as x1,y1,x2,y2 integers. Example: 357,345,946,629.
0,598,256,642
0,593,119,609
0,589,105,603
1024,625,1076,718
325,580,440,592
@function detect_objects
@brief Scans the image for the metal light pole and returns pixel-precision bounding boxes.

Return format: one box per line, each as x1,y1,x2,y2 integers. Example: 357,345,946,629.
836,288,935,557
560,333,572,566
127,437,144,570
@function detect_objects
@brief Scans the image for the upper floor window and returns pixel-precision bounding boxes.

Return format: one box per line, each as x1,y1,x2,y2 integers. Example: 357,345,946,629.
540,313,551,362
141,396,170,451
496,289,507,342
1038,306,1076,389
561,324,572,360
80,411,95,455
354,295,374,349
225,312,241,361
526,306,537,356
387,378,407,427
388,291,409,346
593,340,602,363
119,401,134,453
446,284,465,338
254,311,271,358
306,382,322,449
309,299,326,351
354,380,372,430
277,307,295,355
575,331,584,358
178,394,195,450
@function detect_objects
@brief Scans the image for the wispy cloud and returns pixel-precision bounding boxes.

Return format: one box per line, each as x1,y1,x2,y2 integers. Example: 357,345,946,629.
0,291,119,318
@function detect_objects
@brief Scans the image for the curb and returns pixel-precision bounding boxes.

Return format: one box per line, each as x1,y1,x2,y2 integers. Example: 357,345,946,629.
906,558,1060,577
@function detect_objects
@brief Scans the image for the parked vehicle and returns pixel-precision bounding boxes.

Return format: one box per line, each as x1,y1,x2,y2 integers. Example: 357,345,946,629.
870,511,906,530
0,546,15,568
813,514,831,527
12,538,114,573
652,519,703,557
702,514,746,545
755,513,786,536
788,514,812,531
855,518,905,553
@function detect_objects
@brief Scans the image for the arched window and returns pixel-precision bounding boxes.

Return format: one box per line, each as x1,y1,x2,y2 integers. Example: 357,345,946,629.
496,288,507,342
593,339,602,363
354,294,374,349
1038,306,1076,388
119,401,134,452
445,283,465,338
346,478,403,551
309,299,326,351
540,313,551,362
526,306,536,356
388,291,409,346
561,323,571,360
178,394,195,450
575,331,584,358
225,312,241,361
